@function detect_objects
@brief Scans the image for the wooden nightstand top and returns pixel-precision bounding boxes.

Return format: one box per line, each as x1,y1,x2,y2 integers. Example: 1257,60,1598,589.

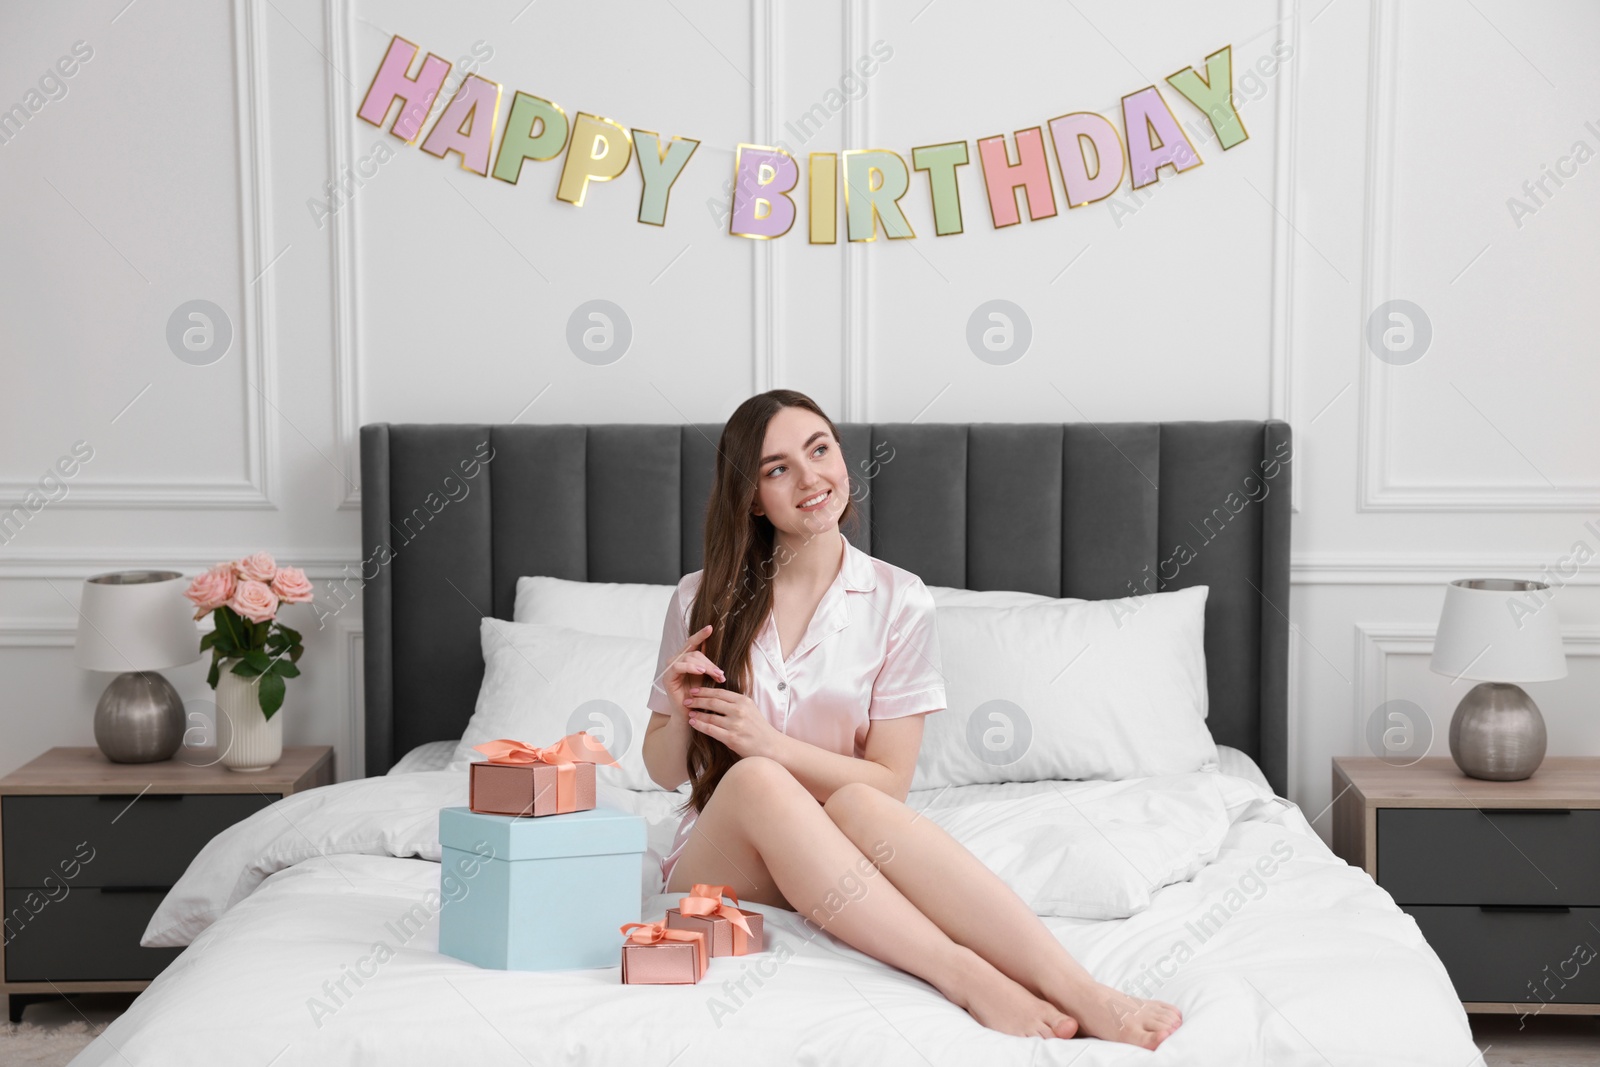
0,746,334,795
1333,756,1600,808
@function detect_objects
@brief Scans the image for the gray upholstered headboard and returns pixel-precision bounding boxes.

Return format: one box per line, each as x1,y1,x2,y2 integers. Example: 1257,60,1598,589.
359,421,1291,794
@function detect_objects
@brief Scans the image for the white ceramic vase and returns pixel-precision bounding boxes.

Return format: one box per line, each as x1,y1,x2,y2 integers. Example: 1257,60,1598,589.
215,659,283,772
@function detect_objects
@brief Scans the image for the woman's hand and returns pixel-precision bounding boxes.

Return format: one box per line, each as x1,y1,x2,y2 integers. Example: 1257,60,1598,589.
661,624,725,719
684,685,781,759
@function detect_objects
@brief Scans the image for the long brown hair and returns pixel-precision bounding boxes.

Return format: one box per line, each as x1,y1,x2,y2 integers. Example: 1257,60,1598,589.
681,390,858,815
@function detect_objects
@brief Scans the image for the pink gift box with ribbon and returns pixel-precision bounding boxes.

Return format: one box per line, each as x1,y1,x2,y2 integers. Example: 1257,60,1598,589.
664,883,764,956
468,731,616,817
619,921,708,984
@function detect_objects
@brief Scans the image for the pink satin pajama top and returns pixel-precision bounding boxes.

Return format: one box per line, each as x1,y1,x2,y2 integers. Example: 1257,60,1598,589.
647,537,946,886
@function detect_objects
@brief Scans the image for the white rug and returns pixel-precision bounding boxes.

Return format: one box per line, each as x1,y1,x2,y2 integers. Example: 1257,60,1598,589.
0,1019,100,1066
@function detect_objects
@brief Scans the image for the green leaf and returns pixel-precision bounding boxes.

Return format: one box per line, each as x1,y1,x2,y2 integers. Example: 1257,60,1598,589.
199,631,216,652
230,660,262,678
254,620,270,645
276,624,301,645
243,649,272,671
269,660,300,679
218,608,244,647
258,671,286,719
206,658,219,688
288,645,304,664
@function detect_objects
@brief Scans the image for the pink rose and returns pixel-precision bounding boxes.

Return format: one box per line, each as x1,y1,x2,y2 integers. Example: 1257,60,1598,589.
184,563,236,618
234,552,276,583
229,580,279,624
270,565,314,604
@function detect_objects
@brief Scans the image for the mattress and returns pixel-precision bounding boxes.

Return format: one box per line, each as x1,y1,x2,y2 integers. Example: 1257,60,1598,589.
66,750,1485,1066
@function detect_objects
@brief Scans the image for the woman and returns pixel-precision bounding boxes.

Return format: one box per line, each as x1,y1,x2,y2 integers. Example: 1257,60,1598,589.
640,390,1183,1047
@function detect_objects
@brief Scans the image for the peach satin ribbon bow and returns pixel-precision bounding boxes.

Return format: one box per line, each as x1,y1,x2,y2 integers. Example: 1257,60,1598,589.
679,883,754,940
473,731,617,812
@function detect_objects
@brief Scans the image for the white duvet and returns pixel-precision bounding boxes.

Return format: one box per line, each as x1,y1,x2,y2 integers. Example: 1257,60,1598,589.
70,757,1485,1066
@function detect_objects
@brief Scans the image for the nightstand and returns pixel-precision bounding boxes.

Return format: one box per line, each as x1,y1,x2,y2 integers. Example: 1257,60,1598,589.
1332,755,1600,1016
1,746,334,1023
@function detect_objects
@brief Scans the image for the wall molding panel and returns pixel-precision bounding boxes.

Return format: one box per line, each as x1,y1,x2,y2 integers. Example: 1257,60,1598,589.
0,549,360,581
1356,0,1600,513
1268,0,1302,514
0,0,277,512
1291,552,1600,586
326,0,366,512
336,623,365,780
751,0,779,396
840,0,869,422
1355,621,1600,750
0,620,79,649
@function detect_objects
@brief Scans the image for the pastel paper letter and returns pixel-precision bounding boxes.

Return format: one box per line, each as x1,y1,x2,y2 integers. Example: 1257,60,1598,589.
1048,112,1126,207
912,142,969,236
843,150,915,242
420,74,503,176
556,114,634,206
809,153,837,244
730,145,798,239
977,129,1057,227
633,132,700,226
492,92,570,184
1122,86,1203,189
357,36,451,143
1166,46,1248,150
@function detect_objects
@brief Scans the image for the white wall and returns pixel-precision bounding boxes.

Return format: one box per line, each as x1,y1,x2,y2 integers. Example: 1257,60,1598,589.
2,0,1596,847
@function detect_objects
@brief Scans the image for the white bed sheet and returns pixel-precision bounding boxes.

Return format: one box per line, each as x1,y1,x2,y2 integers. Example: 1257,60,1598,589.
70,755,1484,1066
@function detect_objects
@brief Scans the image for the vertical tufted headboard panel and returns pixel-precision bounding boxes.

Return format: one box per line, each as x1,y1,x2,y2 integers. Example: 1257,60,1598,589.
360,421,1291,794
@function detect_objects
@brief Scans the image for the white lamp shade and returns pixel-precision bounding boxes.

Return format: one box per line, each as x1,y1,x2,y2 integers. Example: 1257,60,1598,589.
1429,578,1568,683
74,570,203,673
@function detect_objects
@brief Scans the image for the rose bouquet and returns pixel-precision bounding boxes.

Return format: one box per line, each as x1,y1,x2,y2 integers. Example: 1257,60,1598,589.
183,552,311,719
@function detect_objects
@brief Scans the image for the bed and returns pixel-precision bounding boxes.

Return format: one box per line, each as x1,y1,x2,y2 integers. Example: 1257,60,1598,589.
68,420,1486,1066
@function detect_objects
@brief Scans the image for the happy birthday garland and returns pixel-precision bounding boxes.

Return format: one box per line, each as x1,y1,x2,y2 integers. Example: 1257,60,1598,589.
356,35,1250,242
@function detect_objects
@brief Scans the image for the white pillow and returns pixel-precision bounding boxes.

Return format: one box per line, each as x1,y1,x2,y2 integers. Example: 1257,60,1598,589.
927,585,1054,608
386,739,457,775
513,575,674,640
912,586,1217,789
450,620,665,791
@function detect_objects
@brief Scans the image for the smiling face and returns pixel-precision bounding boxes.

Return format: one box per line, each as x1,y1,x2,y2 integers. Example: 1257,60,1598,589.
751,404,850,540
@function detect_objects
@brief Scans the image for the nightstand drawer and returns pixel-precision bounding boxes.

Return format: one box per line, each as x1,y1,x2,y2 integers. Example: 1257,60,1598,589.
3,793,277,889
1378,808,1600,905
4,886,181,981
1403,905,1600,1005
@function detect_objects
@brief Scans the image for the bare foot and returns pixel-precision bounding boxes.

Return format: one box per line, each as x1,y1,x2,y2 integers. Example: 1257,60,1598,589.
939,947,1080,1039
1054,980,1182,1049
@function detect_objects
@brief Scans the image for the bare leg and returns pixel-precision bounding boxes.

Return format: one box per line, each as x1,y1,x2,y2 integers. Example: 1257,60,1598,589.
822,782,1182,1050
664,757,1078,1039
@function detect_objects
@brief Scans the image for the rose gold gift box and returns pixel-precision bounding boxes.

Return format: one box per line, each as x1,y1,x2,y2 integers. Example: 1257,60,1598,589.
620,929,707,985
664,907,764,957
469,760,596,817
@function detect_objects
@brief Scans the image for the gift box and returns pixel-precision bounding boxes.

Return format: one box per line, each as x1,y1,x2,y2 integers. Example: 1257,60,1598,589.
619,921,707,984
664,883,764,957
468,732,616,817
438,804,646,971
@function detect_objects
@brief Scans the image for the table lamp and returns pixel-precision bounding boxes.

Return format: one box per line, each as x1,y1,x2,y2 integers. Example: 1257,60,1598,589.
74,570,202,763
1429,578,1567,781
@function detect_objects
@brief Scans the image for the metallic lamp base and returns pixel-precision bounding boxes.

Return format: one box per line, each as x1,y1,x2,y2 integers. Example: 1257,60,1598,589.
93,671,185,763
1448,681,1547,781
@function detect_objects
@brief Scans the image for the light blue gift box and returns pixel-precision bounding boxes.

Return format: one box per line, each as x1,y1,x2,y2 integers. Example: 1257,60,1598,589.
437,804,647,971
